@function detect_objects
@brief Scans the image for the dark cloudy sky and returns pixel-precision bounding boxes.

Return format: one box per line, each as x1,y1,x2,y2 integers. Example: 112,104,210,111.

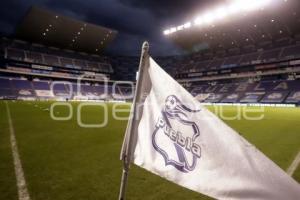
0,0,222,56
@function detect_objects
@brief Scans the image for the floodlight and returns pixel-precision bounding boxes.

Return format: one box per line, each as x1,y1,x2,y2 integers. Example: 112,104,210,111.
170,27,177,33
215,7,228,19
244,0,261,11
203,13,215,24
183,22,192,29
194,17,203,25
236,0,272,11
227,2,242,14
260,0,272,7
163,30,170,35
177,25,184,31
162,0,274,35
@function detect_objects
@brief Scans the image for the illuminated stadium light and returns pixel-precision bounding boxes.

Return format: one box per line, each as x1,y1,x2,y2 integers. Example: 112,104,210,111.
170,27,177,33
227,1,266,13
163,28,172,35
177,25,184,31
243,1,263,11
183,22,192,29
164,22,192,35
163,0,275,35
202,13,215,24
227,2,242,14
194,17,203,26
215,7,228,19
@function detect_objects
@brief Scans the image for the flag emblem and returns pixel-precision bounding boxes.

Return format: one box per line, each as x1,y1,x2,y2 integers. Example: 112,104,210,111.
152,95,202,173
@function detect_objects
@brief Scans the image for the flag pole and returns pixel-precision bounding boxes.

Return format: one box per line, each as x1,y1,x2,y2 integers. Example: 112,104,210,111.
118,41,149,200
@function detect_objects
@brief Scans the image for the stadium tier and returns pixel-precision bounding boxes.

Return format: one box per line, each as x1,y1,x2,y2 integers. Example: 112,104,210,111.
191,80,300,104
0,77,135,101
1,76,300,105
2,38,113,76
1,36,300,105
172,44,300,76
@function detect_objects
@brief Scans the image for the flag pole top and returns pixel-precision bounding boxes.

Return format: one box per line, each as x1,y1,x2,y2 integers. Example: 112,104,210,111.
142,41,149,53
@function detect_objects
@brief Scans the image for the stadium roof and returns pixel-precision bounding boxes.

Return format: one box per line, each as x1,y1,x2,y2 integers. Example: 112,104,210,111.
15,7,118,54
164,0,300,52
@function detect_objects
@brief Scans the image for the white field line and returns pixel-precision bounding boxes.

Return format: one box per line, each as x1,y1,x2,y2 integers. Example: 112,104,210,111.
5,101,31,200
287,150,300,176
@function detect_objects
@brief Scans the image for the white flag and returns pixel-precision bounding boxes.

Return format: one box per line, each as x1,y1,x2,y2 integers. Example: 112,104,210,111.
122,56,300,200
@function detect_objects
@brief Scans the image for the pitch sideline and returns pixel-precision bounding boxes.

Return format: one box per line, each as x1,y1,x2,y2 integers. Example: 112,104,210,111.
287,150,300,176
5,101,31,200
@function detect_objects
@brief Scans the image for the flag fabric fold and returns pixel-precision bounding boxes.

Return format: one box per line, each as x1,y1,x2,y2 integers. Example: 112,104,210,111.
121,56,300,200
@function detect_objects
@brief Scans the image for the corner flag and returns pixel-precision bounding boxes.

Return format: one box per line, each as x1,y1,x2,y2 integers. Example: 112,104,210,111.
119,42,300,200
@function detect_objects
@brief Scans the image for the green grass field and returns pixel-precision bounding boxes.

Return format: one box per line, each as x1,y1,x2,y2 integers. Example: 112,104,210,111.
0,101,300,200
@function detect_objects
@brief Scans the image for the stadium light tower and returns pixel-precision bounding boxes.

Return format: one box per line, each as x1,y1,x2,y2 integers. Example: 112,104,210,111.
163,0,274,35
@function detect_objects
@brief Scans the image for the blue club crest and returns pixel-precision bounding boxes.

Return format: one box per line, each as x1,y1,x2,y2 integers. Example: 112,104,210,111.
152,95,202,173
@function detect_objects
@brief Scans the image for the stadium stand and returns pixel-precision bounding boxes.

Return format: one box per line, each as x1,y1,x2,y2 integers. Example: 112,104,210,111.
172,44,300,75
190,79,300,104
1,37,300,104
0,5,299,106
0,77,14,99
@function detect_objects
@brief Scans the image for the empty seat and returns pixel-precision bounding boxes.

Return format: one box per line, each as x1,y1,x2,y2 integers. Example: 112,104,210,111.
240,52,261,65
259,49,281,61
280,45,300,59
0,78,11,89
12,79,32,89
6,48,25,60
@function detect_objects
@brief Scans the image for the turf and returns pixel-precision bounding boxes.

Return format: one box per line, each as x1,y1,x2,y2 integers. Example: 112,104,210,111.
294,165,300,183
0,102,18,200
0,101,299,200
